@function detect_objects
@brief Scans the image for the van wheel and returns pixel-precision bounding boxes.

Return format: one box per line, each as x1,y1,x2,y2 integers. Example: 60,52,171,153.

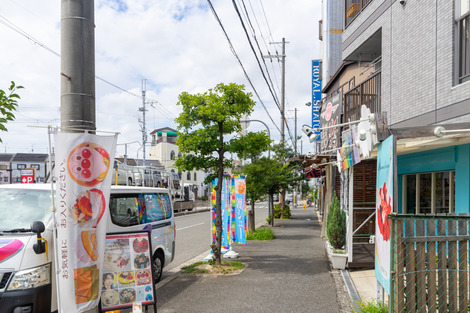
153,251,164,283
128,178,133,186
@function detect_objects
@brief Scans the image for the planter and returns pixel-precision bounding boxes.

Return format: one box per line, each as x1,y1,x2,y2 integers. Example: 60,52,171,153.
330,250,348,270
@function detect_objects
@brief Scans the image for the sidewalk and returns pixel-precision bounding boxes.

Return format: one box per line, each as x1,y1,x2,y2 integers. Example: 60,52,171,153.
154,207,355,312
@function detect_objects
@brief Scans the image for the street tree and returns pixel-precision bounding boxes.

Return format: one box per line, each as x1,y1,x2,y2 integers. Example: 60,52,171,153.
0,81,23,142
175,82,264,265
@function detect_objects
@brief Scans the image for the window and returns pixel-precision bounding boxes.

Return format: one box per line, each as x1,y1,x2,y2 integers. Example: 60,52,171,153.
194,172,197,181
187,172,191,180
178,152,182,158
402,171,455,214
170,150,175,160
3,177,8,182
109,193,172,227
17,164,26,170
457,0,470,83
31,164,40,170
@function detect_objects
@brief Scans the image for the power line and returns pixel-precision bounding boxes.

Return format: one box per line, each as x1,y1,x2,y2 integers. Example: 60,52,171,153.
232,0,281,112
206,0,280,135
0,13,172,120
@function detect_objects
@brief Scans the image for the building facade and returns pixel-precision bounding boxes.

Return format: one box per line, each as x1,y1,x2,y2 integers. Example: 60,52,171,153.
149,127,208,198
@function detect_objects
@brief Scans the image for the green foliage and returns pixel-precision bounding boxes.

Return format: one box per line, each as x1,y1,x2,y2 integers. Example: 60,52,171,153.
274,203,291,219
0,81,23,142
198,195,208,201
326,193,346,250
353,300,388,313
266,215,272,224
247,227,275,240
175,83,257,264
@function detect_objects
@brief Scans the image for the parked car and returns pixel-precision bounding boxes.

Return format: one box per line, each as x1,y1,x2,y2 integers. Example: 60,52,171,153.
111,160,134,186
285,194,293,204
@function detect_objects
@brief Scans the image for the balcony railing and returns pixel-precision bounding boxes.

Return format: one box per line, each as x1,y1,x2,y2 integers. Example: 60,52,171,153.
343,71,381,122
345,0,373,28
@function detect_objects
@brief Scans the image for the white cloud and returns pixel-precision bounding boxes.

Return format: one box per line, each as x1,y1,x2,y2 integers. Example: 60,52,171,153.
0,0,321,157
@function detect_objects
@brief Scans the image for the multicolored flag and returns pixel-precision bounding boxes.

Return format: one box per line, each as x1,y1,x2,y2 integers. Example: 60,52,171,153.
211,177,231,250
54,131,117,313
232,175,247,245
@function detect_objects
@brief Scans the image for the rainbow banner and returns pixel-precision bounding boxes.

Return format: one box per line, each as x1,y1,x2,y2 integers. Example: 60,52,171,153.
337,126,360,172
232,175,247,245
211,177,231,249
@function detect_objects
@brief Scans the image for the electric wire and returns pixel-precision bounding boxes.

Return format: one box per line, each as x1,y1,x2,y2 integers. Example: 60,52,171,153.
0,13,173,120
238,0,281,108
206,0,281,135
232,0,281,112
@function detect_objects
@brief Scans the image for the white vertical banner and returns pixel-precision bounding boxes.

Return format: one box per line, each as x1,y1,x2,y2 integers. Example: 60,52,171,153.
54,131,117,313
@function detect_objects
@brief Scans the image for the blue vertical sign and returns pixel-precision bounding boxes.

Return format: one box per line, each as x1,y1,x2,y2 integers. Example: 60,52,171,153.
312,60,322,141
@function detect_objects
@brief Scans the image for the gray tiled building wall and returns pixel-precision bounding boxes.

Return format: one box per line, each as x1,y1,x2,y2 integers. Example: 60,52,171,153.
342,0,470,127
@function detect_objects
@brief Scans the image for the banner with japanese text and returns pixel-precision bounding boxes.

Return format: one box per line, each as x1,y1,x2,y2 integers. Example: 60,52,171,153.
54,131,117,313
231,176,247,245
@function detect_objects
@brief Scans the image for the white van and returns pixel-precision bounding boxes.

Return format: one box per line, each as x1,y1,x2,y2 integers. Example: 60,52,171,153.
0,184,175,312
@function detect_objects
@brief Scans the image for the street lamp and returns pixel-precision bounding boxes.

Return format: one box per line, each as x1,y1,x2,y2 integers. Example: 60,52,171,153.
240,119,271,158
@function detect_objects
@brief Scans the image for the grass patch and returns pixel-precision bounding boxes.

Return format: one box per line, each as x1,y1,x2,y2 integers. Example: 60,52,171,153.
353,299,388,313
181,260,245,275
247,227,275,240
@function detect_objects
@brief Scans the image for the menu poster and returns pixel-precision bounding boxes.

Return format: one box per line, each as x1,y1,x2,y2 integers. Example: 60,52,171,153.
100,231,156,312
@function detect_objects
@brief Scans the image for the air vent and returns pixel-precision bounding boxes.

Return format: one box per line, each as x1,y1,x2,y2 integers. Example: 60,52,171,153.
0,272,12,290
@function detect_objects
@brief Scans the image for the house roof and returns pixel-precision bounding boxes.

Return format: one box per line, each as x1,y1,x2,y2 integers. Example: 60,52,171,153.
322,61,355,94
12,153,48,162
0,154,14,162
150,127,178,135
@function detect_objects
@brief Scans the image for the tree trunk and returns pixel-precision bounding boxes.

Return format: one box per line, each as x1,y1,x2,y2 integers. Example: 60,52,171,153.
248,201,255,232
212,123,224,265
269,193,274,227
280,188,286,219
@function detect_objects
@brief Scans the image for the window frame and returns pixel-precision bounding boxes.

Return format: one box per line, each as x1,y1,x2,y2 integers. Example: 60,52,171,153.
457,2,470,83
402,170,455,215
17,164,26,170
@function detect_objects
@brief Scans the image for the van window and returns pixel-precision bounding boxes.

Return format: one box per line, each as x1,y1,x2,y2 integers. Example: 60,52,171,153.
110,193,172,227
142,193,172,223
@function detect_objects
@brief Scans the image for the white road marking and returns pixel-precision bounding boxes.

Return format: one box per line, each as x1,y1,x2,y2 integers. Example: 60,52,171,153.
176,222,205,231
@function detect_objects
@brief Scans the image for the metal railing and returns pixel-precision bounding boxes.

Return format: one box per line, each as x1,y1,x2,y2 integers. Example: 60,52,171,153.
343,71,381,123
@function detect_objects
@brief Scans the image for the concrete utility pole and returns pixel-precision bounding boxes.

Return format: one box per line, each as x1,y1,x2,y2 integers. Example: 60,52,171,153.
140,79,147,165
60,0,95,132
263,38,288,144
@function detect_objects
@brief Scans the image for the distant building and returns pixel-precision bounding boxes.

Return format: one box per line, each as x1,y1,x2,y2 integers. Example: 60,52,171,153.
0,153,49,183
149,127,208,197
0,154,14,184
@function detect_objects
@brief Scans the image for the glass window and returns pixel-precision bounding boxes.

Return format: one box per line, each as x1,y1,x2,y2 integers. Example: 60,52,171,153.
3,177,8,182
194,172,197,181
31,164,40,170
109,196,140,226
187,172,191,181
0,189,52,230
143,193,172,222
457,0,470,83
110,193,172,226
170,150,175,160
402,171,455,214
17,164,26,170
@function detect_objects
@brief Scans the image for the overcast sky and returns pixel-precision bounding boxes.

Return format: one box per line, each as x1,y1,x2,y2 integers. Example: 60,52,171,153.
0,0,322,159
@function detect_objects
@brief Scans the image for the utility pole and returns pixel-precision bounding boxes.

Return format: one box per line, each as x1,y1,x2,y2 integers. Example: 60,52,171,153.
61,0,95,132
288,108,298,155
263,37,288,144
140,79,147,166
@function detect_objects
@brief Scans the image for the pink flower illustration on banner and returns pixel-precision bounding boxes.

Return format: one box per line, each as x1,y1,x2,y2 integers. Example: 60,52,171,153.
377,182,391,241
